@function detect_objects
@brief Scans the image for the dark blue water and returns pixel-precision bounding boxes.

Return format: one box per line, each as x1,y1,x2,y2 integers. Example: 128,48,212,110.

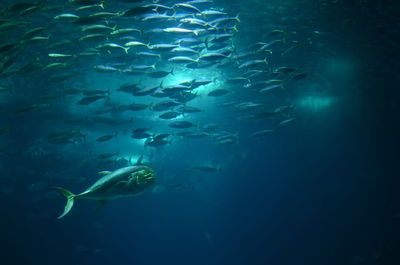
1,0,399,265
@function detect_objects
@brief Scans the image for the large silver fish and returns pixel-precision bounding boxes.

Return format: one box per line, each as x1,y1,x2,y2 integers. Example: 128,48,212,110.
52,166,155,219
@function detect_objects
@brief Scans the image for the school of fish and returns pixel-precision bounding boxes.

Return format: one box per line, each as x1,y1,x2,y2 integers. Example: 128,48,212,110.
0,0,311,173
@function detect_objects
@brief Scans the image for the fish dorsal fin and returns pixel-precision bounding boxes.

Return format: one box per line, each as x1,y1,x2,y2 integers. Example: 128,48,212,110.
95,200,107,210
97,170,112,175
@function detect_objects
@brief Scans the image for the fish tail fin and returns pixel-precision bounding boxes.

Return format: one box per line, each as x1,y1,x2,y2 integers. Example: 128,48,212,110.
232,25,239,33
52,187,76,219
204,37,209,49
235,13,241,23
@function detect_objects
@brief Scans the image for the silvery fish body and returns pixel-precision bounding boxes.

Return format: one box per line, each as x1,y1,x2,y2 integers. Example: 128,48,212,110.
52,166,155,218
78,166,155,200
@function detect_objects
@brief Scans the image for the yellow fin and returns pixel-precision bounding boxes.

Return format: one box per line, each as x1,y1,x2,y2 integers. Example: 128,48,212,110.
97,171,112,175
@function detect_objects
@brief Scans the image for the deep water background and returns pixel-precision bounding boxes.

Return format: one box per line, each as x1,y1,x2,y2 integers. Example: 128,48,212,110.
1,0,399,265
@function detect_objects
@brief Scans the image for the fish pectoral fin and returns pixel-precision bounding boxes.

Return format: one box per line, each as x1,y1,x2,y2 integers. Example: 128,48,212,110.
95,200,107,211
116,180,128,188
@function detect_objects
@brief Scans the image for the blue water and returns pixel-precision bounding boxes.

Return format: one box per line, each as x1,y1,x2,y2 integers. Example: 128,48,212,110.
1,0,399,265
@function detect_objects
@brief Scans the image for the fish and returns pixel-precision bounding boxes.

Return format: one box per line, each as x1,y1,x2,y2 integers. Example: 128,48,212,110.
238,58,268,69
117,82,139,93
159,111,182,120
120,6,154,17
54,13,80,20
188,79,214,88
121,69,147,75
83,89,109,96
14,104,50,114
162,27,199,35
96,43,130,54
69,0,105,6
274,66,297,74
250,129,274,138
176,106,202,113
75,3,105,11
279,117,296,126
131,132,152,139
202,123,218,132
151,100,181,111
168,121,195,129
217,138,237,145
111,28,142,36
173,3,202,14
199,10,227,17
259,84,282,93
274,104,295,113
175,37,203,45
143,3,172,12
235,102,262,111
148,43,179,51
132,86,159,96
148,69,173,78
145,138,170,147
76,95,107,105
89,12,119,18
132,128,151,134
93,65,119,73
123,41,148,47
1,0,305,186
171,46,199,55
81,24,115,33
168,56,198,64
52,166,155,218
162,84,191,94
96,134,116,142
48,53,75,58
0,41,21,53
22,26,48,40
153,133,171,140
213,131,238,144
209,15,240,26
290,72,310,81
190,165,220,172
208,89,230,97
184,132,210,138
209,33,234,43
141,12,174,21
79,33,108,42
128,64,156,71
136,51,161,58
0,87,11,93
7,2,42,13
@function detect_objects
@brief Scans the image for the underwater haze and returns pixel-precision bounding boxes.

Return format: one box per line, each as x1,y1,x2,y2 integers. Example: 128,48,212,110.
0,0,399,265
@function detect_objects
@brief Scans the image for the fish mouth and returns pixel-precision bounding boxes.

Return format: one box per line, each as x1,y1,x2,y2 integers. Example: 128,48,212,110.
143,172,156,183
146,176,156,183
